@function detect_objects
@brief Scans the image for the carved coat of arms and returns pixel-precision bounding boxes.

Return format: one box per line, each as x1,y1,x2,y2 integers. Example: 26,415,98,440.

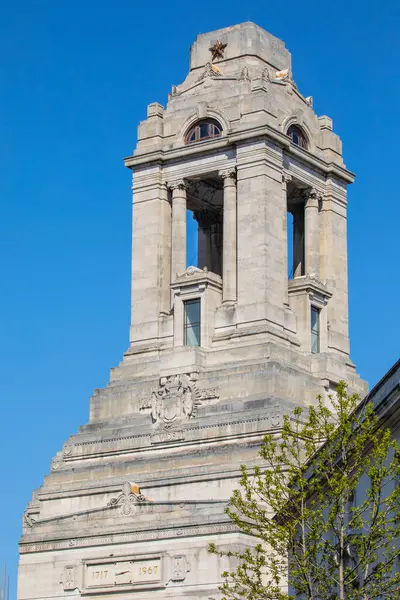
151,373,202,427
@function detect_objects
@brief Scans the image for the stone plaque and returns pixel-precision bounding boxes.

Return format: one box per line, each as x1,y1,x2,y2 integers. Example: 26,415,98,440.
86,564,114,587
132,558,161,583
83,555,162,592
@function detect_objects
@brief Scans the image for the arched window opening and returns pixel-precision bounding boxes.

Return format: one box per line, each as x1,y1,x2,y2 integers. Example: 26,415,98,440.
287,124,308,149
185,119,222,144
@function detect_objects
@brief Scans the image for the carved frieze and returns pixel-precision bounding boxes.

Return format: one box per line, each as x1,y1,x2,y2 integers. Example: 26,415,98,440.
20,522,238,554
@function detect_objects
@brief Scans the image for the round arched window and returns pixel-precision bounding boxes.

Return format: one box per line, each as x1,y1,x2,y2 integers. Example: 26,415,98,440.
287,124,308,149
185,119,222,144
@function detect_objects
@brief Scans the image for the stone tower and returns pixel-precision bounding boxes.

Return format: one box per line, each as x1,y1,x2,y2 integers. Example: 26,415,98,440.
18,23,366,600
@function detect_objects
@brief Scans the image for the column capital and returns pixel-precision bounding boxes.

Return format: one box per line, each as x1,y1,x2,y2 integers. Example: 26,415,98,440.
168,179,189,192
218,167,236,182
302,187,323,204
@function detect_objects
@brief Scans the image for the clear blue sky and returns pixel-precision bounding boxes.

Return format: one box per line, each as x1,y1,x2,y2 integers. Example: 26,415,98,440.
1,0,399,595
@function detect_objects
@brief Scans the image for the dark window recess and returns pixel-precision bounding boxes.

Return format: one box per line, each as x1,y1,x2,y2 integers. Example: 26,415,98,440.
287,124,308,149
184,299,201,346
185,120,222,144
311,306,320,354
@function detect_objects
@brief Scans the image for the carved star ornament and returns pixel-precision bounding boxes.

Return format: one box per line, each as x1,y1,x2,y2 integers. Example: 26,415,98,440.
209,40,227,61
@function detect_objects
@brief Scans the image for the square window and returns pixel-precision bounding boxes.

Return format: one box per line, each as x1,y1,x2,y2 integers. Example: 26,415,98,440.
184,299,201,346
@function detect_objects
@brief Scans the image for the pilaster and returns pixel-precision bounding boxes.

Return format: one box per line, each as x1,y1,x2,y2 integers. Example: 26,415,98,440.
219,168,237,304
319,179,350,356
130,168,171,345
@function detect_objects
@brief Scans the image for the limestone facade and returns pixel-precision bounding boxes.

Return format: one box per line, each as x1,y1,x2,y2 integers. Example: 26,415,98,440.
18,22,367,600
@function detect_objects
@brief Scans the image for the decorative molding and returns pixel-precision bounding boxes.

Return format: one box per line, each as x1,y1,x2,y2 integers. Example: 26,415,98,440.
62,409,279,461
19,522,239,554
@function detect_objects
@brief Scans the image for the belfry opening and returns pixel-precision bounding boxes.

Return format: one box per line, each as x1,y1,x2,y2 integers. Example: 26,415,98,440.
183,176,223,276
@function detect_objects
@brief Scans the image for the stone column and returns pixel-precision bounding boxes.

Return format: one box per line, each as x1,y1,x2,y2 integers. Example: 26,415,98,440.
282,173,291,305
292,205,304,278
304,188,321,276
170,180,188,280
219,168,237,303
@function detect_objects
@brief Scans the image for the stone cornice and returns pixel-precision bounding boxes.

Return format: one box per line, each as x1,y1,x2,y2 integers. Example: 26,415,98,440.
124,125,355,184
36,464,260,503
59,410,282,463
19,521,240,554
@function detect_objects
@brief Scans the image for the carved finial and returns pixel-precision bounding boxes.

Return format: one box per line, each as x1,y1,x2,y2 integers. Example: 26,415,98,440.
107,481,147,515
